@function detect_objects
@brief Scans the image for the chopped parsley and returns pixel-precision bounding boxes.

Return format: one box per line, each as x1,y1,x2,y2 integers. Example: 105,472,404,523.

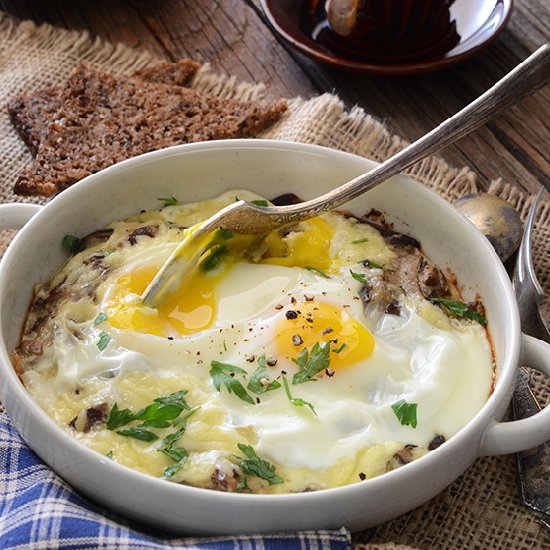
107,390,192,430
106,392,197,476
94,312,108,326
391,399,418,429
292,341,331,384
96,331,111,351
158,196,178,206
362,259,384,269
282,375,316,415
116,425,158,442
334,342,348,354
106,403,136,430
200,244,227,271
158,407,199,478
431,298,487,326
105,450,113,459
62,234,82,254
210,361,255,405
351,237,369,244
247,354,281,394
237,443,283,485
349,270,367,284
200,228,235,272
304,266,330,278
250,199,269,207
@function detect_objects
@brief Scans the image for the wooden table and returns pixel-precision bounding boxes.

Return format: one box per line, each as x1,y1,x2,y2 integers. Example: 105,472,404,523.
1,0,548,197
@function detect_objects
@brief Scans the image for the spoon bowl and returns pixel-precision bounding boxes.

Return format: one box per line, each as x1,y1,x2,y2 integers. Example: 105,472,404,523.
454,192,523,262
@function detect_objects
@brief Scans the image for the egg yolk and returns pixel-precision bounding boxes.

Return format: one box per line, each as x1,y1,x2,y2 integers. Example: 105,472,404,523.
275,301,375,371
105,265,223,337
260,217,334,272
104,217,336,338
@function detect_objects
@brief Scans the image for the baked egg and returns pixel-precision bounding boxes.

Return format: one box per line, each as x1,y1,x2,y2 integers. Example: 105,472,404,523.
12,190,494,493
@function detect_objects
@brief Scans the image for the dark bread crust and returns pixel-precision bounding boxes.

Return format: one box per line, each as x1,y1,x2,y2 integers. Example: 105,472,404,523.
8,59,200,158
12,63,286,197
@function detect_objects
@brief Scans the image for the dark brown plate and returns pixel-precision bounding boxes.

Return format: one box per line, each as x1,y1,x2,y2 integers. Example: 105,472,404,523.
261,0,513,75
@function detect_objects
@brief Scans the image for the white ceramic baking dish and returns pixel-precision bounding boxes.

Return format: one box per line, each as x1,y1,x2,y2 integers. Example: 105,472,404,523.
0,140,548,535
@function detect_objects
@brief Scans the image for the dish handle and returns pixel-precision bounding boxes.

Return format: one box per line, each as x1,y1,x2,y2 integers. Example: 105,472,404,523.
0,203,42,230
480,334,550,455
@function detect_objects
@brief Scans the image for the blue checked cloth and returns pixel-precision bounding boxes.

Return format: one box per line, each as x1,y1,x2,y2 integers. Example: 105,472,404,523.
0,411,352,550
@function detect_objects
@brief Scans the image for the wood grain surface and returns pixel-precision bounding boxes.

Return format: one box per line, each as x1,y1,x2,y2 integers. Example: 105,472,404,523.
1,0,548,195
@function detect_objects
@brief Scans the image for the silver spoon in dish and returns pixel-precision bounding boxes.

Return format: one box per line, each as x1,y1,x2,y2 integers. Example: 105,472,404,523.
142,43,550,307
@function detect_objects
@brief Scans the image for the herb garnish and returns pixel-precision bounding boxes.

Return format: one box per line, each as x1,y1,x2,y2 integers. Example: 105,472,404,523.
210,361,255,404
200,228,234,271
106,391,197,475
237,443,284,486
351,237,369,244
282,375,316,415
349,270,367,284
247,354,281,394
62,234,82,254
158,406,199,478
251,199,269,207
107,390,191,431
362,259,384,269
96,331,111,351
334,342,348,354
304,266,330,278
94,312,108,326
431,298,487,326
391,399,418,429
292,341,331,384
158,196,178,206
116,425,158,442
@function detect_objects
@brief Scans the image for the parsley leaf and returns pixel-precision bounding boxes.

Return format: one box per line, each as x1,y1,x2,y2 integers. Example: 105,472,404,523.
362,259,384,269
133,390,191,428
106,391,191,430
247,354,281,394
431,298,488,326
158,196,178,206
117,425,159,441
200,244,227,271
237,443,283,485
62,234,82,254
282,375,316,415
350,270,367,284
94,312,108,326
199,228,235,271
96,331,111,351
292,341,331,384
158,406,199,478
391,399,418,428
106,403,136,430
351,237,369,244
210,361,255,404
251,199,269,207
304,266,330,278
105,450,113,459
334,342,348,354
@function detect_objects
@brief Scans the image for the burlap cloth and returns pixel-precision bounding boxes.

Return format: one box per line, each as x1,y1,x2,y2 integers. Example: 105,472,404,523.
0,11,548,549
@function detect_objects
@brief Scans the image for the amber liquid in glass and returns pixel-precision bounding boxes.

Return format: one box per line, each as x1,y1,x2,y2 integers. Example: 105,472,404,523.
300,0,460,63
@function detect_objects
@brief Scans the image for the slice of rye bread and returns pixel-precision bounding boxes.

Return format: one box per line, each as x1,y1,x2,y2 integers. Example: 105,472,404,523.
13,65,287,197
8,59,201,156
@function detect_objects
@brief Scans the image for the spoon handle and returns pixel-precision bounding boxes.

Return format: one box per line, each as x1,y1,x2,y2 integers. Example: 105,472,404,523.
280,43,550,218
